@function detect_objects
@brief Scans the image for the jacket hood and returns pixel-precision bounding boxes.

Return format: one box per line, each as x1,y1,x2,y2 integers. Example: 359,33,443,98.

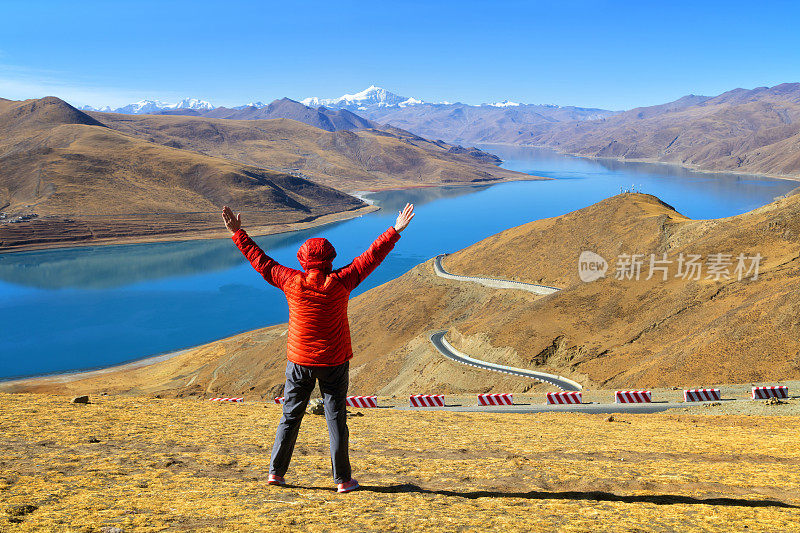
297,237,337,271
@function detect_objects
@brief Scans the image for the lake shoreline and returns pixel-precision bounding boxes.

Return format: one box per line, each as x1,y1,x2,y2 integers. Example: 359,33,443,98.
3,150,795,384
479,142,800,184
0,176,548,256
0,348,192,386
0,204,378,255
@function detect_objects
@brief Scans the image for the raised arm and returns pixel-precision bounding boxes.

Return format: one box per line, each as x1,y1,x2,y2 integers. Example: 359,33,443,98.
337,203,415,291
223,206,296,290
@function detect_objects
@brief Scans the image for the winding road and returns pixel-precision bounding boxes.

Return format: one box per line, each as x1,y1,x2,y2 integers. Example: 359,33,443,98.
419,254,736,413
429,331,582,391
433,254,560,295
430,253,582,392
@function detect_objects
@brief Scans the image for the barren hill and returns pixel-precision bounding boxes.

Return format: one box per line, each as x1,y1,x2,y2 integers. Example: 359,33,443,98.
527,83,800,178
7,191,799,398
0,97,367,251
88,111,530,191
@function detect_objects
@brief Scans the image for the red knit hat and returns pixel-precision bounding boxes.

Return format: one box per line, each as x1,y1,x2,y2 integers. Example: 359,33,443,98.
297,238,337,271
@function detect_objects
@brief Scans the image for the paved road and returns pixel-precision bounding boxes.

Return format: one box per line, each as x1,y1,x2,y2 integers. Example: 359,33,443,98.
430,331,582,391
427,253,711,412
433,254,560,295
430,253,580,391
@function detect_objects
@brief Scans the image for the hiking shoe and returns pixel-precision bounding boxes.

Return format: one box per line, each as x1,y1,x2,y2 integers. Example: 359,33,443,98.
267,474,285,486
337,478,359,493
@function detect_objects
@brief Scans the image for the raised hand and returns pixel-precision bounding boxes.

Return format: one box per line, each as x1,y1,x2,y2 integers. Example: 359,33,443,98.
222,205,242,233
394,203,415,233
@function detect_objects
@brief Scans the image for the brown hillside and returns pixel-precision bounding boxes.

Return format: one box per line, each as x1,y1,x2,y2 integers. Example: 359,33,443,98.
444,193,800,387
88,111,532,191
0,97,367,251
7,192,799,398
527,83,800,178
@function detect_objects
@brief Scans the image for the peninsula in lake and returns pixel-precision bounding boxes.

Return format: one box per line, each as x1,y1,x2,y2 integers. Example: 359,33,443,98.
0,96,533,252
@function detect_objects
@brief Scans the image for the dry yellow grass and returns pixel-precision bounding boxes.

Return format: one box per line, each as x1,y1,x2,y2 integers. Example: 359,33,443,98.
1,393,798,532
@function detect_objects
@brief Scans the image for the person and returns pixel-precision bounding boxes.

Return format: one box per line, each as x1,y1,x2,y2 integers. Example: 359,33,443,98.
222,203,415,493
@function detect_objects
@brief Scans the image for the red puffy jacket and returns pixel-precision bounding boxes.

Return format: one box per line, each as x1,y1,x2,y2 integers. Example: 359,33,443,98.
232,227,400,367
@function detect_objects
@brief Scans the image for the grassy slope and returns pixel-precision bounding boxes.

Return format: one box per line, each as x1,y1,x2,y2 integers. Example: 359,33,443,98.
0,393,797,531
5,192,799,398
444,192,800,388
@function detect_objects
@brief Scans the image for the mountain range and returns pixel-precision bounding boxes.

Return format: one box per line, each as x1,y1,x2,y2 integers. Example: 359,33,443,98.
9,81,800,252
525,83,800,177
0,96,529,251
301,85,422,109
178,98,378,131
0,96,368,251
86,109,526,192
80,97,214,115
79,83,800,177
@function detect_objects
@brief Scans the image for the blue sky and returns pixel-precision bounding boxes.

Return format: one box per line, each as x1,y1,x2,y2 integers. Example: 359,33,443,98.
1,0,798,110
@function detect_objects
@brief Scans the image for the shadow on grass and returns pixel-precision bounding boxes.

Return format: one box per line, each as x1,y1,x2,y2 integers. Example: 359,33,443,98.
319,483,797,509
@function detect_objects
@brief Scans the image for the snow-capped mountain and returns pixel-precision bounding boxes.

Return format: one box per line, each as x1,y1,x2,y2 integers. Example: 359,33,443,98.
398,96,424,107
172,98,214,111
301,85,424,110
233,101,268,110
299,86,542,110
81,98,215,114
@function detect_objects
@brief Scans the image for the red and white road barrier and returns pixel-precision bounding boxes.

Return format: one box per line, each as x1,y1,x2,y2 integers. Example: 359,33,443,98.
410,394,445,407
209,397,244,403
752,386,788,399
614,390,652,403
274,397,285,404
346,395,378,408
547,391,583,404
477,393,513,406
683,389,721,402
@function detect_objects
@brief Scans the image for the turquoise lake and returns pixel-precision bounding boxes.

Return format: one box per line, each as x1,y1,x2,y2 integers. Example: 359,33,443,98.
1,146,796,379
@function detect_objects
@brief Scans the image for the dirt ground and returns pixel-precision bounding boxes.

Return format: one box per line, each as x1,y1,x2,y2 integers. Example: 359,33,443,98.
1,393,798,532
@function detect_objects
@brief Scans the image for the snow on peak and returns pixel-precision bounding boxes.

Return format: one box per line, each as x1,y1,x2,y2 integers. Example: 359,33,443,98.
80,104,112,112
80,98,215,115
172,98,214,110
301,86,424,109
489,100,521,107
339,85,405,106
398,97,424,107
300,96,322,107
119,100,173,114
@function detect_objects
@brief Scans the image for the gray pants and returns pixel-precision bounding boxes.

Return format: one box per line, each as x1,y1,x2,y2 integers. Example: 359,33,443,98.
270,361,351,484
